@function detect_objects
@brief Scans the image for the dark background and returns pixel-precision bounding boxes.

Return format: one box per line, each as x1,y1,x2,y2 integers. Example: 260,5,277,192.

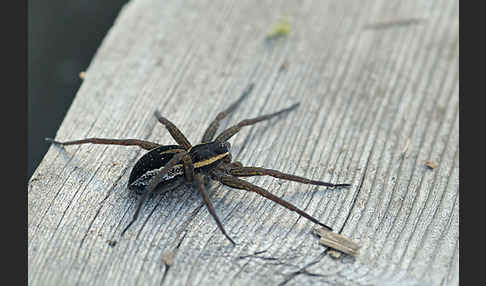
28,0,129,178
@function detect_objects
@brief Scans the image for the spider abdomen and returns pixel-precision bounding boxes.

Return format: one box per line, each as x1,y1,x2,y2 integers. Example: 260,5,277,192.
128,145,185,192
128,141,230,193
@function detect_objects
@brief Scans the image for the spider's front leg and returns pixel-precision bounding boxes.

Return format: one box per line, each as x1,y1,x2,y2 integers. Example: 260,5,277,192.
154,110,192,150
201,83,254,143
215,103,300,142
210,170,334,231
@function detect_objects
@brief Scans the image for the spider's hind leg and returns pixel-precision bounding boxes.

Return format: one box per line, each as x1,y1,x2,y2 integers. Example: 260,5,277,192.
210,170,333,231
229,166,351,188
45,137,160,151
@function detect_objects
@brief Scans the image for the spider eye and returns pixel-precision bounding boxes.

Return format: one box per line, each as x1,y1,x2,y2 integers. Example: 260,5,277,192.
219,141,230,151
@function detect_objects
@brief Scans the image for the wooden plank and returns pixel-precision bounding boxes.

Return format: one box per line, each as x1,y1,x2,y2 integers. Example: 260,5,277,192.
28,0,459,285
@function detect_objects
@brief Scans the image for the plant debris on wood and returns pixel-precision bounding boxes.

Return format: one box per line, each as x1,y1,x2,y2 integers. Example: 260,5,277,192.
161,250,175,266
279,60,289,71
401,137,411,159
364,18,424,30
106,240,117,247
266,18,290,40
425,161,437,169
312,227,360,257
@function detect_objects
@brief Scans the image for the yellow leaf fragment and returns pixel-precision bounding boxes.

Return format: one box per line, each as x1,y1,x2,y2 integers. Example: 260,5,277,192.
266,18,290,39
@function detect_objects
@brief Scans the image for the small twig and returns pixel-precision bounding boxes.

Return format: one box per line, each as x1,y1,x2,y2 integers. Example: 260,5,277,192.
312,227,360,257
364,18,425,30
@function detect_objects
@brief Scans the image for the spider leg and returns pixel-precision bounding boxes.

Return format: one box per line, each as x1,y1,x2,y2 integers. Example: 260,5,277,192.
215,160,240,174
154,110,192,150
215,103,300,142
210,170,333,231
121,151,187,236
201,83,255,143
229,166,351,188
194,174,236,244
45,137,160,151
231,161,243,168
182,153,195,182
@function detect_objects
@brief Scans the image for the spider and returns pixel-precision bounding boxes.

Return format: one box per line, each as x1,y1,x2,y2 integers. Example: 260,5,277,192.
46,83,350,244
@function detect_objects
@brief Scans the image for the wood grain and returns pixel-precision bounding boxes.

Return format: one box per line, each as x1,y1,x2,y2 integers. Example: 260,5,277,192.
28,0,459,285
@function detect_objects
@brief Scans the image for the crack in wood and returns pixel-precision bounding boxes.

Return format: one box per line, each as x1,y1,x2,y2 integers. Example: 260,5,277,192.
77,161,130,252
339,150,373,233
277,254,327,286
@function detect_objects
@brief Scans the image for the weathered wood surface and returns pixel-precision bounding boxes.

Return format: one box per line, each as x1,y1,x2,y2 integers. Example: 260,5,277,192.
28,0,459,285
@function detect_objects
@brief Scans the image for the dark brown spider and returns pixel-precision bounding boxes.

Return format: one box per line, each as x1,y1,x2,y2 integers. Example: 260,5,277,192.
46,83,350,244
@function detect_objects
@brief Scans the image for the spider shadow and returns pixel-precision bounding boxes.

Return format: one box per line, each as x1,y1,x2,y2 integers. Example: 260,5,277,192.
123,176,320,245
123,177,228,235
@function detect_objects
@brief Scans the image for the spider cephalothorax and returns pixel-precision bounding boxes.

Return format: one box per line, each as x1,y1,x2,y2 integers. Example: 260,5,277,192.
46,83,350,244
